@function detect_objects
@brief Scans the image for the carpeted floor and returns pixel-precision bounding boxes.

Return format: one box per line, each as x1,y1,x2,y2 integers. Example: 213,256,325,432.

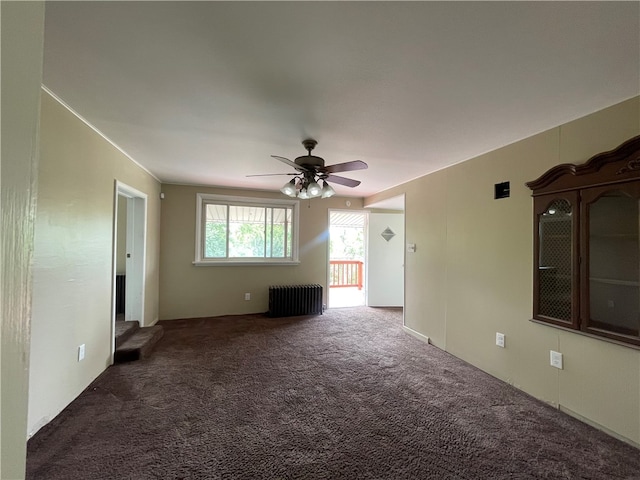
27,307,640,479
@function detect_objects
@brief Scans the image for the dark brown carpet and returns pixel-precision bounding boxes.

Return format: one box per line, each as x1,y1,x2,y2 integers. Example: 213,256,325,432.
27,307,640,479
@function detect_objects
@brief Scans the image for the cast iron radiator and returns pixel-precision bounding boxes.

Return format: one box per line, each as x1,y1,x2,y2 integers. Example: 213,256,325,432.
116,275,126,315
268,284,323,317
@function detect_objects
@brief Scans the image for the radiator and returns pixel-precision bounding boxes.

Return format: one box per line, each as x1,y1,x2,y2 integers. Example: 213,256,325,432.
116,275,126,314
268,284,323,317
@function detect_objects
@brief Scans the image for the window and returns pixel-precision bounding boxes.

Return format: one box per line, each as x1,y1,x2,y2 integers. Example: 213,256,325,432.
526,135,640,347
195,193,299,265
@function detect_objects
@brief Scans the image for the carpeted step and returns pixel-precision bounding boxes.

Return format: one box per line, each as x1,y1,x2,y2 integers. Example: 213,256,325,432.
114,325,164,363
115,321,140,349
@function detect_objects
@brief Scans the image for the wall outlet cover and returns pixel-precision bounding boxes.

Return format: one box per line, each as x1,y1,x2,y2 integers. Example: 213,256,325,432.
550,350,563,369
496,332,505,348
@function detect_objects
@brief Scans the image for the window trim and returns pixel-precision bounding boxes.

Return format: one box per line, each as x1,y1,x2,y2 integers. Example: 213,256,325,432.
194,193,300,266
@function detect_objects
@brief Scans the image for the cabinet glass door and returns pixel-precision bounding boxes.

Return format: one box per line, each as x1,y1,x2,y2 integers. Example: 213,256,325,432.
582,183,640,338
534,192,579,327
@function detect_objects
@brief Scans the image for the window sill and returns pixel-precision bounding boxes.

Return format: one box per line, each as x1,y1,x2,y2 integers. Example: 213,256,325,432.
193,260,300,267
529,318,640,351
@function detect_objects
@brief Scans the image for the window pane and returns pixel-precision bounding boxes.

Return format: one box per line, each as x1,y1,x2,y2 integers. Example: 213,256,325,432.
270,208,287,257
588,191,639,336
197,194,296,263
538,199,572,321
228,206,265,257
204,204,227,258
265,209,272,257
285,208,292,257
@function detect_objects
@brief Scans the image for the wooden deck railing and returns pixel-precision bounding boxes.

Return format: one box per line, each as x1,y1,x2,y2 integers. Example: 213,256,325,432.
329,260,363,290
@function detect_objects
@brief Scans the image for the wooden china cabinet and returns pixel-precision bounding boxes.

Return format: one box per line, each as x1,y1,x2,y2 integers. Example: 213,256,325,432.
526,135,640,347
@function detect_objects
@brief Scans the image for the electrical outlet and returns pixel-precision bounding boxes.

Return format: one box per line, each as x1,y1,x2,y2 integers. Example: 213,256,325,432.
244,293,251,301
496,332,505,348
550,350,563,369
78,344,85,362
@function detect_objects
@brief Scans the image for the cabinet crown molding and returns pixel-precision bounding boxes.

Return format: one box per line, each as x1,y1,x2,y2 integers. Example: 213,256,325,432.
526,135,640,195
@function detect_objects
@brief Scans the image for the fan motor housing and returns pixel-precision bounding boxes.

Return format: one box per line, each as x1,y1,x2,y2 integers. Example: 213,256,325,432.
294,155,325,169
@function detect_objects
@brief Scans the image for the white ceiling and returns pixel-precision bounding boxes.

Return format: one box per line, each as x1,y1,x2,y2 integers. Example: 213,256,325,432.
43,2,639,199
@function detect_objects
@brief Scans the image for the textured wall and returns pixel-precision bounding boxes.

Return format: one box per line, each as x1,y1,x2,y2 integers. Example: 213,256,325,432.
28,91,161,436
159,184,364,319
365,96,640,446
0,2,45,477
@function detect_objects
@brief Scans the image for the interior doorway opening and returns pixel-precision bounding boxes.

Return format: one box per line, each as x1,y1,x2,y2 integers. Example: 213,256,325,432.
328,210,367,308
364,194,405,321
112,181,147,361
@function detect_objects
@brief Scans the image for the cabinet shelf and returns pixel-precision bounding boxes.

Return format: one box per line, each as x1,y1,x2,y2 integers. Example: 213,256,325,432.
590,233,638,239
589,277,639,287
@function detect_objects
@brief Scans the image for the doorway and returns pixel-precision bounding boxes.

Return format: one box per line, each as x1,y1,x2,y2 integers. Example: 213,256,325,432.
366,194,405,308
112,181,147,360
328,210,367,308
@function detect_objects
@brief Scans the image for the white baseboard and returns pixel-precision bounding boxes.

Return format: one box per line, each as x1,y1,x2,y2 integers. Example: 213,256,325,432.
402,325,430,345
28,416,50,438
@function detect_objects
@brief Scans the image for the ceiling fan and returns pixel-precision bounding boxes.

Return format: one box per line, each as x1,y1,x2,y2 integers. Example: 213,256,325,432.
248,139,368,199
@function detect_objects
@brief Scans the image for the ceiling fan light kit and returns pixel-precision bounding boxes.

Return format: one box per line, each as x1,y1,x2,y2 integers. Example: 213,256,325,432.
250,139,368,200
281,176,336,199
321,180,336,198
306,180,322,197
280,179,297,196
297,188,310,200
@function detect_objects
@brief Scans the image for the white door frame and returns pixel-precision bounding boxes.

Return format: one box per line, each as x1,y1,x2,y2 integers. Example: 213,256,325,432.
363,194,406,325
112,181,147,361
327,209,368,308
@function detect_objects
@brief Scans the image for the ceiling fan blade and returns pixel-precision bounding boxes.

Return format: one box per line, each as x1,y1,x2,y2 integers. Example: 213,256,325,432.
246,173,299,177
271,155,308,172
324,160,368,174
326,174,361,188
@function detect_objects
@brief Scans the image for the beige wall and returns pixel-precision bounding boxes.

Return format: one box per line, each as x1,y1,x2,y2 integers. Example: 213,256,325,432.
1,2,45,477
365,96,640,446
27,91,162,436
159,184,363,319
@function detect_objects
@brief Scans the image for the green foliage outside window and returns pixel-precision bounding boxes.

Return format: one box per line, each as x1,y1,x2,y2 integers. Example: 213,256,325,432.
205,222,227,258
330,226,364,260
204,205,291,259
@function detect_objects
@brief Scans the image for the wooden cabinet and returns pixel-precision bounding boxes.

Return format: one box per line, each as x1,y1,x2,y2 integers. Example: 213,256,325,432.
533,191,579,329
527,136,640,347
